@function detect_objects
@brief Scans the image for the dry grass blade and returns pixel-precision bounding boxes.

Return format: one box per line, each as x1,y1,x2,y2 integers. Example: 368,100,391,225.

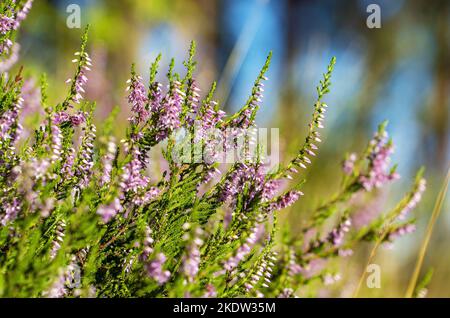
405,167,450,298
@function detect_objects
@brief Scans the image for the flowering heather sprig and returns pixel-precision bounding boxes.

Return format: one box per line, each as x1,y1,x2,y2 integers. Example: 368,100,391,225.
0,197,20,226
62,27,91,110
75,123,96,188
184,79,201,126
61,147,75,178
161,79,183,131
343,153,357,175
120,146,149,194
223,225,261,271
326,216,351,247
146,253,171,285
397,177,426,220
97,198,122,223
50,220,66,259
0,1,33,56
50,118,62,163
140,225,154,261
280,57,336,180
244,251,276,292
100,137,116,186
126,68,148,124
226,52,271,130
386,223,416,243
268,190,303,212
0,42,19,72
358,122,399,191
182,226,203,282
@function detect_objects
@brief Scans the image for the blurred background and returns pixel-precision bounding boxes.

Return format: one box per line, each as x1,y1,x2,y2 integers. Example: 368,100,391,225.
14,0,449,297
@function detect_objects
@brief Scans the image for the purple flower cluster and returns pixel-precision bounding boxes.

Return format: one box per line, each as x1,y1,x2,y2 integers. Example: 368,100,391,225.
0,97,22,147
120,146,149,194
343,153,357,175
327,217,352,247
126,74,148,123
100,137,116,186
223,225,262,271
0,42,19,72
50,120,62,163
50,220,66,259
184,79,201,126
76,124,96,188
359,129,399,191
66,51,92,105
0,197,20,226
160,81,183,131
398,178,426,220
387,224,416,243
182,228,203,282
268,190,303,212
97,198,122,223
53,110,86,126
230,77,267,129
146,253,170,285
141,226,154,261
62,147,75,178
0,1,33,55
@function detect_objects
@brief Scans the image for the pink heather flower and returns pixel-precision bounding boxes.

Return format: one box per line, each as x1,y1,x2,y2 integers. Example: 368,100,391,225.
220,163,250,203
223,225,262,271
140,226,154,261
149,82,163,113
230,80,266,129
268,190,303,212
100,137,116,186
200,166,221,185
53,111,70,125
278,288,294,298
388,224,416,242
50,220,66,259
198,100,225,134
182,230,203,282
0,43,19,72
97,198,122,223
126,74,148,123
131,186,160,205
44,272,68,298
146,253,170,285
0,97,22,146
288,249,303,276
202,284,217,298
76,124,96,188
185,79,201,126
359,130,399,191
155,81,183,141
327,217,351,247
16,0,33,23
62,147,75,178
323,273,341,286
398,178,426,220
66,51,91,105
50,121,63,163
0,14,17,35
70,111,86,126
1,197,21,226
120,147,149,194
343,153,357,175
0,0,33,56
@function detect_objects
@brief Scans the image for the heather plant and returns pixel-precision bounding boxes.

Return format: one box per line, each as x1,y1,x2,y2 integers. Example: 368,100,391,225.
0,2,427,298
